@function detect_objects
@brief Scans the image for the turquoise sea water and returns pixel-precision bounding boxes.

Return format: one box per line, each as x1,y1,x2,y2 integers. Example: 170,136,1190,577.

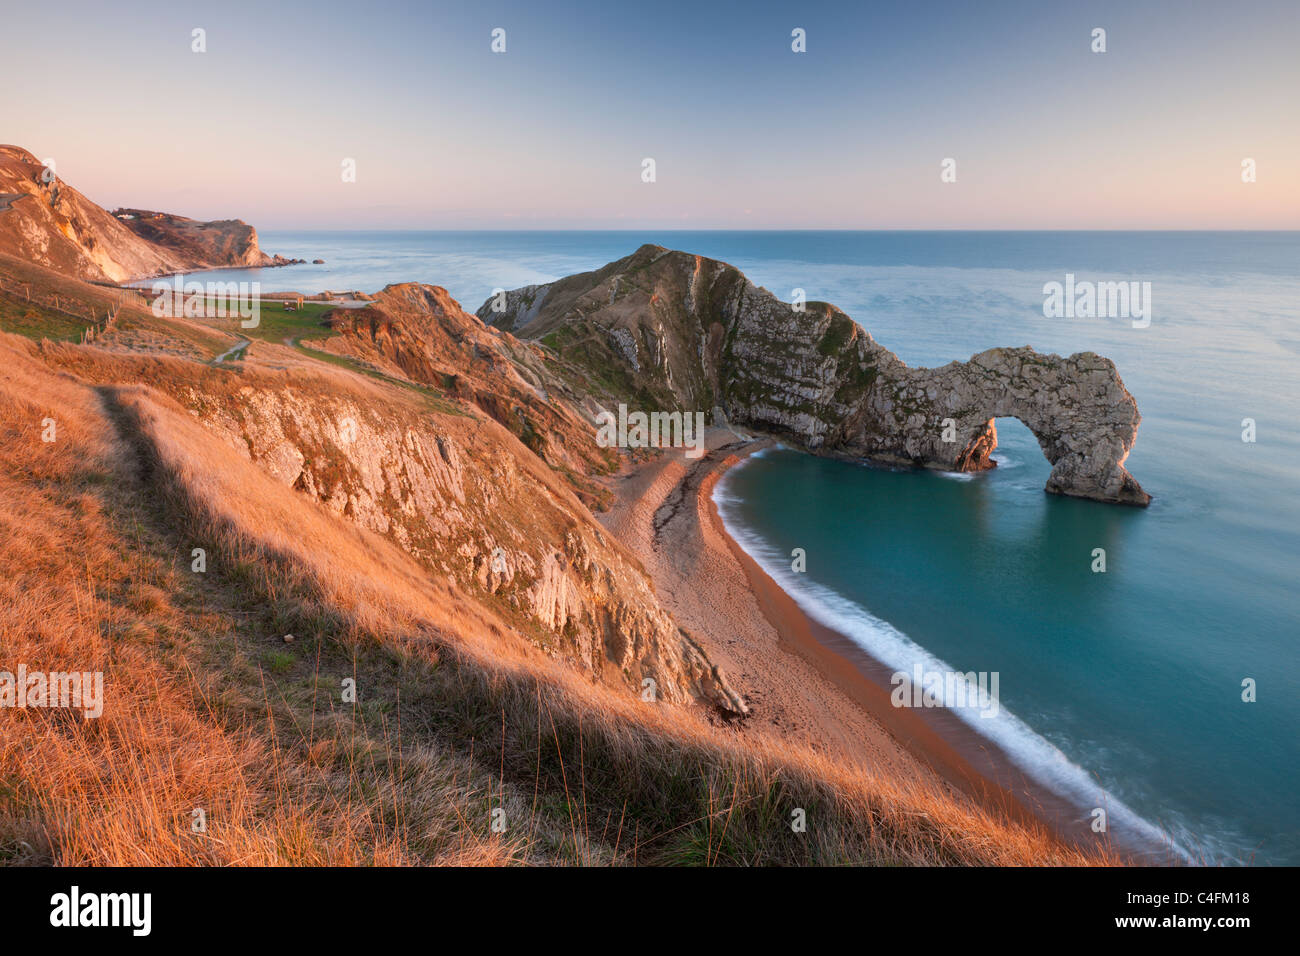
205,231,1299,864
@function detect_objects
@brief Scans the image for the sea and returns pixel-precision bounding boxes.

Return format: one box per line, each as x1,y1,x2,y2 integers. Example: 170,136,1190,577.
195,230,1300,865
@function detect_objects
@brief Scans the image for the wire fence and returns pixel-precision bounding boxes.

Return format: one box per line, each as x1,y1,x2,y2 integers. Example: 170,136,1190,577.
0,275,139,343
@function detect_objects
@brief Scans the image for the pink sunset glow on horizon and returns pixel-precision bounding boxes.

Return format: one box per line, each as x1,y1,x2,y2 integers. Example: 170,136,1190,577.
4,0,1297,229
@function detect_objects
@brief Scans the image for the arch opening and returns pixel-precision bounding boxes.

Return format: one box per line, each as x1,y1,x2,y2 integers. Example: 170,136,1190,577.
956,416,1055,475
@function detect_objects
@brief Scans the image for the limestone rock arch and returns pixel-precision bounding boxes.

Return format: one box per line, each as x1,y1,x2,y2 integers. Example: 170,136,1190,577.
855,347,1150,506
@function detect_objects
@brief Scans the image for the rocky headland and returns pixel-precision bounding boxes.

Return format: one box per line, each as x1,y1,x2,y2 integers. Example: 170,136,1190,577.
481,245,1150,506
0,145,299,282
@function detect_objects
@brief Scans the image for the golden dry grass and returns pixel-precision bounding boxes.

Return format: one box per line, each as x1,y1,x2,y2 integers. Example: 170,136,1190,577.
0,332,1119,866
0,252,237,359
0,337,547,865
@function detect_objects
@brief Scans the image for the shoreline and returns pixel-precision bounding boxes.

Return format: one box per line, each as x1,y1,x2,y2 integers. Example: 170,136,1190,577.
122,257,312,285
699,445,1057,830
602,430,1179,863
701,441,1180,864
599,431,1080,848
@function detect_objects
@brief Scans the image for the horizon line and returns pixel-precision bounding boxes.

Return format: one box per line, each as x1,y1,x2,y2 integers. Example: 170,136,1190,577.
251,226,1300,233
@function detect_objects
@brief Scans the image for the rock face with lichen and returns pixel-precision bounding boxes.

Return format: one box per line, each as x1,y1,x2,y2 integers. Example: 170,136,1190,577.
482,245,1150,506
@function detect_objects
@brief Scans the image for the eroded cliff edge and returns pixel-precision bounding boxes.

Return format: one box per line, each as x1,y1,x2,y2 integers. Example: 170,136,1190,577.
480,245,1150,506
0,145,293,282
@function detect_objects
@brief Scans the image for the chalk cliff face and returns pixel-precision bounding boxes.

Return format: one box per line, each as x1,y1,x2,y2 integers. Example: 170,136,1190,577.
0,145,287,282
110,208,297,273
481,245,1150,506
138,361,747,716
111,272,748,714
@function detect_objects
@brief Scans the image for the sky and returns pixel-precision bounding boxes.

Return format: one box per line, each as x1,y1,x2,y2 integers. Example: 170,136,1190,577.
4,0,1298,229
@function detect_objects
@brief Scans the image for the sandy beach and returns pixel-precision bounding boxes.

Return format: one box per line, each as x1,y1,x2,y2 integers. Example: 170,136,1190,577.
598,427,1115,850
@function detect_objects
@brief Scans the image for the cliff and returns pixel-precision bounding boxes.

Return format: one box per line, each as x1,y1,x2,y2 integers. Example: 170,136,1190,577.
176,363,747,715
314,282,616,490
0,145,288,282
110,208,299,273
481,245,1150,506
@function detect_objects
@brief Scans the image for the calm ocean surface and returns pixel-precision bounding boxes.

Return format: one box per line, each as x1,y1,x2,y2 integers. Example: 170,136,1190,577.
218,230,1299,864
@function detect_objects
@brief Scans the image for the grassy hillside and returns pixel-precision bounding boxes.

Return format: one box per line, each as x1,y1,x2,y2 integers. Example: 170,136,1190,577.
0,267,1116,867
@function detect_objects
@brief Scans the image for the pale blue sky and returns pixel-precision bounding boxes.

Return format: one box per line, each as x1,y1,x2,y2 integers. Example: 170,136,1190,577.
4,0,1297,227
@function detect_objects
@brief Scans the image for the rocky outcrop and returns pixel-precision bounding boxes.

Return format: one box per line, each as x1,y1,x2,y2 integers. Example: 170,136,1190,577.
317,283,619,500
0,145,288,282
481,245,1150,506
110,208,301,271
853,347,1148,505
173,371,746,715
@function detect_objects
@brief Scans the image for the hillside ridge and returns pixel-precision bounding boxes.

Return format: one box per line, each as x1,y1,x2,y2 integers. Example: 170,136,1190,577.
0,144,295,282
481,244,1150,506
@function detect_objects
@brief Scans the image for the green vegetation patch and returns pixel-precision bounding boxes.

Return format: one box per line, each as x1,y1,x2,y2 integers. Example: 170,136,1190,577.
0,295,89,343
817,314,855,357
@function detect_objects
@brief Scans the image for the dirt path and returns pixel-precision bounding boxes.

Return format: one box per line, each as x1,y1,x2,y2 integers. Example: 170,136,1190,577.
212,338,248,364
